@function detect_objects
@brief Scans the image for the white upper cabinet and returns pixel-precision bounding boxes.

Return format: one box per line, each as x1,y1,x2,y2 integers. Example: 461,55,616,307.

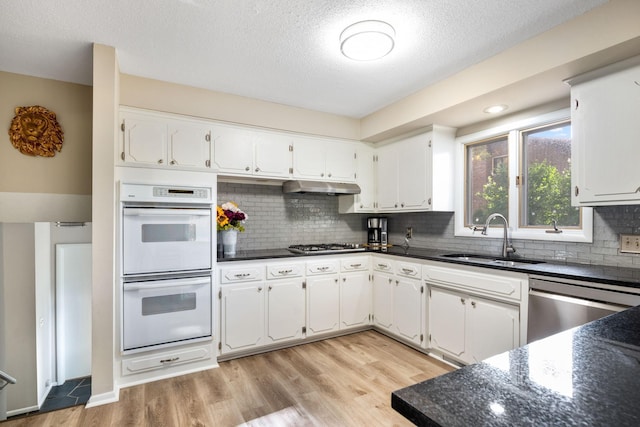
292,137,357,182
568,56,640,206
212,125,292,179
120,108,212,169
374,126,456,212
338,144,376,213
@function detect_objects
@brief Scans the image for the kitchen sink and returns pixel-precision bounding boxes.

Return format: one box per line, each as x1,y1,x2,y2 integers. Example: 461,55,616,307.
440,253,545,267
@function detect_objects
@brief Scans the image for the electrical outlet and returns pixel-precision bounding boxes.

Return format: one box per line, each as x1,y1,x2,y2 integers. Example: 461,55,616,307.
406,227,413,239
620,234,640,254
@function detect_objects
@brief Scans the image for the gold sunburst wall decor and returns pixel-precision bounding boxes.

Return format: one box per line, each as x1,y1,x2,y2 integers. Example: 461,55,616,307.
8,105,64,157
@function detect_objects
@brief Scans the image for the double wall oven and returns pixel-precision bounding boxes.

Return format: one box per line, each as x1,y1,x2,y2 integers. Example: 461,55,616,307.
120,180,214,353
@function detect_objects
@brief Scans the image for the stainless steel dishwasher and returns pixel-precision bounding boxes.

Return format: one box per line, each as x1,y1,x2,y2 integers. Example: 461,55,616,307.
527,276,640,343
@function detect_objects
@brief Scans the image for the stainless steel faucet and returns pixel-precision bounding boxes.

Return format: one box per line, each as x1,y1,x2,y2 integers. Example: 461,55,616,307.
481,213,516,258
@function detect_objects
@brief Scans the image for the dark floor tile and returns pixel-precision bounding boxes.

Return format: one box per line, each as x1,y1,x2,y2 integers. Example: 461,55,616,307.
39,396,79,412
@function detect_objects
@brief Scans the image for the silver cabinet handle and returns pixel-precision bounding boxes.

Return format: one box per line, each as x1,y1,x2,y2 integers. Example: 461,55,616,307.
158,159,164,164
334,278,338,283
205,159,211,168
255,167,260,172
234,273,251,278
321,173,325,177
328,173,332,177
245,166,250,171
377,263,388,269
471,301,476,308
317,266,329,271
460,298,466,304
350,263,362,268
401,203,405,208
388,278,393,283
278,269,293,274
258,287,263,292
401,268,414,274
268,285,273,291
170,160,176,165
160,357,179,363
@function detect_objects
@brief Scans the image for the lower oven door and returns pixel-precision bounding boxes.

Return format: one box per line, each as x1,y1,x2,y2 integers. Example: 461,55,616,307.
123,275,212,351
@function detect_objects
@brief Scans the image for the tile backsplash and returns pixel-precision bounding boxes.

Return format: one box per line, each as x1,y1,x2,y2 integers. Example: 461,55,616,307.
217,182,367,249
219,182,640,268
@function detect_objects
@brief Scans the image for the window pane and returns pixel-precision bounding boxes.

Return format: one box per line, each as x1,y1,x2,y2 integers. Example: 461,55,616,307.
522,122,580,227
466,137,509,226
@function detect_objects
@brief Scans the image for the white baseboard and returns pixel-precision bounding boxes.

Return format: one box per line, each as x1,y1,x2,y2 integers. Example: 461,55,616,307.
85,389,119,408
6,404,39,418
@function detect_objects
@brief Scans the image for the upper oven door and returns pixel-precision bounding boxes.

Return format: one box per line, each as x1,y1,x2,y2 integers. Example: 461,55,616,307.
123,206,212,275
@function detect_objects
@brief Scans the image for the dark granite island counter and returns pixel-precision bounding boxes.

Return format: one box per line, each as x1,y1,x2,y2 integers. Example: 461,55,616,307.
392,305,640,426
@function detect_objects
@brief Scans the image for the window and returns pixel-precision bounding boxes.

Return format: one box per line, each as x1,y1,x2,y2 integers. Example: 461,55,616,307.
455,109,592,242
521,122,580,228
466,136,509,225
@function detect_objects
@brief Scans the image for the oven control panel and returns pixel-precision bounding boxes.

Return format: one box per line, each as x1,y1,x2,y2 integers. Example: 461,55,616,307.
120,183,212,203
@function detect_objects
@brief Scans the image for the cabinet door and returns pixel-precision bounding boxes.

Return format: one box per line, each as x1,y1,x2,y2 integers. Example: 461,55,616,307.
168,122,211,169
571,65,640,204
393,278,424,346
122,115,167,166
326,141,356,182
429,286,466,358
339,272,371,330
292,138,326,180
221,283,265,353
467,297,519,363
372,272,393,330
266,279,305,344
306,275,340,336
376,144,399,210
211,126,254,174
398,134,430,210
254,132,292,178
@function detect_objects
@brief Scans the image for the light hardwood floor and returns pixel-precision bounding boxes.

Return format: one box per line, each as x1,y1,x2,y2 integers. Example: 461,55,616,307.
3,331,453,426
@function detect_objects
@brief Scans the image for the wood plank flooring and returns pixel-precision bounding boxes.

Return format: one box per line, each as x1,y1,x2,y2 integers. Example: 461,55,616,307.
3,331,453,426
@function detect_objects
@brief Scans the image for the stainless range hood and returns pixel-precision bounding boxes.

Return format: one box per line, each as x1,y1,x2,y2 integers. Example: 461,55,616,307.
282,180,361,195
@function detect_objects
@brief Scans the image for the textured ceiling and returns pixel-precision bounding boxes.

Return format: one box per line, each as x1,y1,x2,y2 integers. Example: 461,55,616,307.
0,0,607,118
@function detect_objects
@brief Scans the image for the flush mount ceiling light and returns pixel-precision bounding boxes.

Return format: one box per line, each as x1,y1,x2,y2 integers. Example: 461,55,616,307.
340,20,395,61
483,104,508,114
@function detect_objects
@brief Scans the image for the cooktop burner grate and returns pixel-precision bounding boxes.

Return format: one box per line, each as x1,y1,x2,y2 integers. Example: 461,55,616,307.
287,243,365,254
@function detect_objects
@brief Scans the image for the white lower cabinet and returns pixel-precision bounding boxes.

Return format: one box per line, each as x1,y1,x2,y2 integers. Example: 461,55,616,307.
428,285,520,365
220,282,266,354
306,274,341,337
339,271,371,330
372,271,394,331
266,279,306,344
393,277,425,347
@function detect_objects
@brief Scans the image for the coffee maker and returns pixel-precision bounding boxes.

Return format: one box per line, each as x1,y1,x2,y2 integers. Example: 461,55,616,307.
367,217,388,250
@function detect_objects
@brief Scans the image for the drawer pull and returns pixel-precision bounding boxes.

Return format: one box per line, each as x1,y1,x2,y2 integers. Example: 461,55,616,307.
377,263,388,269
318,266,330,271
401,268,414,274
278,269,293,274
234,273,251,278
160,357,179,363
350,263,362,268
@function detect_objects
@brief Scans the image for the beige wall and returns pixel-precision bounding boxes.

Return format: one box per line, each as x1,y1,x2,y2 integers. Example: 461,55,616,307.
88,43,118,406
119,74,361,141
0,72,92,195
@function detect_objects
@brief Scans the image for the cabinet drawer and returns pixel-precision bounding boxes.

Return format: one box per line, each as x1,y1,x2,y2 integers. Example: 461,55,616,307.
220,266,264,283
266,262,304,280
341,256,370,272
372,258,394,273
396,261,421,279
306,259,339,275
424,265,523,301
122,345,211,376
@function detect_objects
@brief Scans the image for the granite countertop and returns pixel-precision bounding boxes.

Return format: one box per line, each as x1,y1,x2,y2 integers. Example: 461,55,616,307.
218,246,640,289
392,305,640,426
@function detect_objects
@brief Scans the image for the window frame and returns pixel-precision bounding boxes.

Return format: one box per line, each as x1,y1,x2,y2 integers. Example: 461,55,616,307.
454,108,593,243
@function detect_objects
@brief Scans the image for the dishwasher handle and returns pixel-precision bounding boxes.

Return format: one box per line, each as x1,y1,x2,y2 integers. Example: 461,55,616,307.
529,289,628,313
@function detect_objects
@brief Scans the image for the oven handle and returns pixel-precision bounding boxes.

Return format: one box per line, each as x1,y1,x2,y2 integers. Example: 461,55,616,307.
124,277,211,291
123,208,211,216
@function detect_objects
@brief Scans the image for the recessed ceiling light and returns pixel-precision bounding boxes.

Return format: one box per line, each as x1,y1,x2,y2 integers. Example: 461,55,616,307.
483,104,508,114
340,20,395,61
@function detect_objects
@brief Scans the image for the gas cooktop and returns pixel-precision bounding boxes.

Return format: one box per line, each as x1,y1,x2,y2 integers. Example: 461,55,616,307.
287,243,365,255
